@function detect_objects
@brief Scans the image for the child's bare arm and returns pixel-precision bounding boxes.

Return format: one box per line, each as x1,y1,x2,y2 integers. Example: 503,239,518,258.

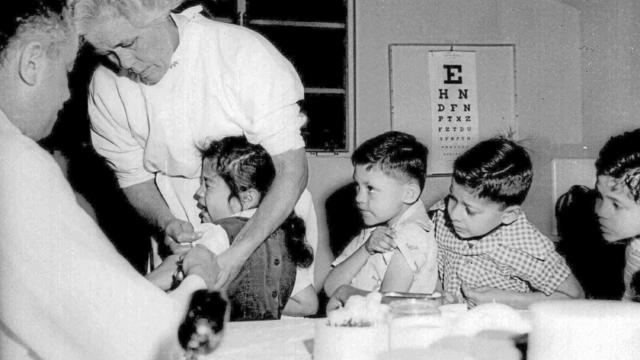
553,273,584,298
461,274,584,309
324,228,396,296
282,285,319,317
326,285,369,312
323,245,370,296
379,251,414,293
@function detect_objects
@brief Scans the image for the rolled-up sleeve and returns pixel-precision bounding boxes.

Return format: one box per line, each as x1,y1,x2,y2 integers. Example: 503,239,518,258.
233,31,306,155
88,67,154,188
392,223,435,273
254,105,306,155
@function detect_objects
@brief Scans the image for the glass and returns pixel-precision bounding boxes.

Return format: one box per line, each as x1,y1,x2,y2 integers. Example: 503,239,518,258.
387,299,450,350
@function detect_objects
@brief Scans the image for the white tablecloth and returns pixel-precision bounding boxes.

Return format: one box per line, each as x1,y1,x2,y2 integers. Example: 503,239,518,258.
208,310,530,360
212,318,316,360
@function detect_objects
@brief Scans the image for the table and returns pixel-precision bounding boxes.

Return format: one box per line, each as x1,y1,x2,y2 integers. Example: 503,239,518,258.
210,311,530,360
212,318,316,360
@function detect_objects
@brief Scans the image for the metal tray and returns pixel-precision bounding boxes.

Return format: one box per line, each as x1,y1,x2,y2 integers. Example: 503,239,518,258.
381,291,442,304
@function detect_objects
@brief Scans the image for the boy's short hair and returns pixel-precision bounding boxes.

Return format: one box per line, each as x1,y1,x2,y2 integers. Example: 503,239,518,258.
352,131,428,190
595,129,640,202
453,136,532,206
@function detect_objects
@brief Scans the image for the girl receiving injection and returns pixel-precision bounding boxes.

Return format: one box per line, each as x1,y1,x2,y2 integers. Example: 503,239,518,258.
192,136,318,320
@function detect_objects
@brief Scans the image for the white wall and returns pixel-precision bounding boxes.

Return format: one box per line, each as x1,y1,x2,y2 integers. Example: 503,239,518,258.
574,0,640,151
310,0,640,289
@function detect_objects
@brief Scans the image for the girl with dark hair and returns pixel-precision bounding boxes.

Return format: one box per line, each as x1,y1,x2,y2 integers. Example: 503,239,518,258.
192,136,317,320
555,185,625,300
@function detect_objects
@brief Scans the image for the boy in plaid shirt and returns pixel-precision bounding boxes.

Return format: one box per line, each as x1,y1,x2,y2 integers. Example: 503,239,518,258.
430,137,583,308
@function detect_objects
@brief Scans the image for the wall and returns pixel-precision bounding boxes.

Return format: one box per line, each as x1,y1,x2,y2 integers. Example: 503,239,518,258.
570,0,640,151
310,0,640,289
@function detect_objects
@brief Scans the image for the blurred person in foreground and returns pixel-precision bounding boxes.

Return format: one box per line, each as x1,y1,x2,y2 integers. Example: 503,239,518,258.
0,1,219,359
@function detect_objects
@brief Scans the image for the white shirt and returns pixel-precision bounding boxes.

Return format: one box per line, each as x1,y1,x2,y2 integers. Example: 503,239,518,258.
332,200,438,293
0,111,205,360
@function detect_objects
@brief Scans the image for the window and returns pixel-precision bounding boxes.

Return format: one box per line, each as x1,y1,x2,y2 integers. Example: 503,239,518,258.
192,0,353,152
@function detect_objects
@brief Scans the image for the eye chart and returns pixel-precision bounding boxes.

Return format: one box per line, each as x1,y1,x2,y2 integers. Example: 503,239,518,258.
390,44,516,175
428,51,479,169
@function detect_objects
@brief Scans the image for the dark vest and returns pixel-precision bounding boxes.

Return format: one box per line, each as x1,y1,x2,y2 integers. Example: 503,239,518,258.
215,217,297,321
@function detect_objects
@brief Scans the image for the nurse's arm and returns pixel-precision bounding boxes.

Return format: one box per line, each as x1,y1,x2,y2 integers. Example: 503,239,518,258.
123,179,200,253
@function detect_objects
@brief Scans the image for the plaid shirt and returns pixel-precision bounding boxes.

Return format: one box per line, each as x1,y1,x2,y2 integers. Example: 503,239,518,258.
430,199,571,301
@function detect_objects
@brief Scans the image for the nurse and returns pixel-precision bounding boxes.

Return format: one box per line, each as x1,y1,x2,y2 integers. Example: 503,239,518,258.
74,0,318,289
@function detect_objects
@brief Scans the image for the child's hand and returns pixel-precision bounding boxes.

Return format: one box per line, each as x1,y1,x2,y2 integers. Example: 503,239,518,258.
364,226,397,254
145,254,181,291
164,218,203,254
461,284,511,307
441,291,461,305
326,296,343,313
326,285,367,312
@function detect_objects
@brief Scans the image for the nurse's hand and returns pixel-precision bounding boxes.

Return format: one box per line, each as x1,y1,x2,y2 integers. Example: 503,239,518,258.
164,218,202,254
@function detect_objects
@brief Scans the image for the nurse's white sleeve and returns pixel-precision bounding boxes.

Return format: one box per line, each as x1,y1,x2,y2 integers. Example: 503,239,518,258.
88,66,154,188
231,30,306,155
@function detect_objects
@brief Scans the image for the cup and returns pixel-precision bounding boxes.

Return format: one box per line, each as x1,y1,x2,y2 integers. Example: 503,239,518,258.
387,299,450,349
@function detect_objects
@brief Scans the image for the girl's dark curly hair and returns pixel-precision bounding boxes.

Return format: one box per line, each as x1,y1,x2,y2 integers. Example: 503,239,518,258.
201,136,313,268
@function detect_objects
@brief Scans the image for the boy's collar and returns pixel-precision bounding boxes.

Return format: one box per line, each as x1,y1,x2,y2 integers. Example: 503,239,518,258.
387,198,427,228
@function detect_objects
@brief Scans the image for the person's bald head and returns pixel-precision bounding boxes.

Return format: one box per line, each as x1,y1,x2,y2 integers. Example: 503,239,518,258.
0,0,78,140
0,0,74,65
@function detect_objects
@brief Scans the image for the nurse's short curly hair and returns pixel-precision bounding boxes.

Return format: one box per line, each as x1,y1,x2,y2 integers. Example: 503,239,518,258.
73,0,185,34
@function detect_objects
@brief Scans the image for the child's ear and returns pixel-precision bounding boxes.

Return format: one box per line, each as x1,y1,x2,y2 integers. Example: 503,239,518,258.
239,188,260,209
500,205,521,225
402,182,422,204
18,41,46,86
